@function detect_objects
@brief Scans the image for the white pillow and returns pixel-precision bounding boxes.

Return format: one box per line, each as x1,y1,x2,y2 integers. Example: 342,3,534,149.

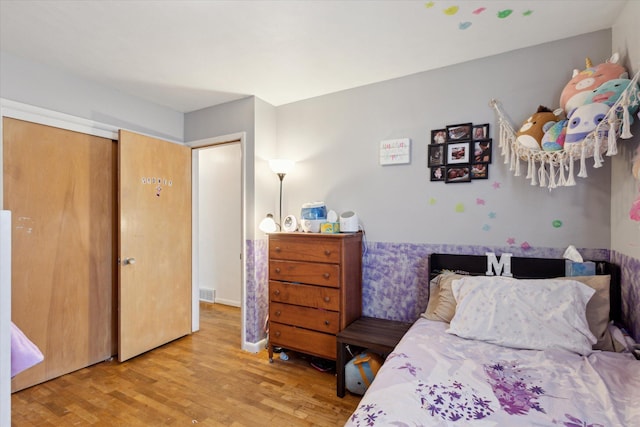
447,276,597,355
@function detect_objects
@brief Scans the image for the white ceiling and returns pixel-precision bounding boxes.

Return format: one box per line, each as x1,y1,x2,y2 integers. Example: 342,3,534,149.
0,0,628,113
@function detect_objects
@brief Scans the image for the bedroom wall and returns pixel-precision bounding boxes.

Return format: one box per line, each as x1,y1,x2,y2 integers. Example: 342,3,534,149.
610,0,640,341
277,30,613,249
185,96,277,345
273,30,616,328
2,25,635,348
0,52,183,142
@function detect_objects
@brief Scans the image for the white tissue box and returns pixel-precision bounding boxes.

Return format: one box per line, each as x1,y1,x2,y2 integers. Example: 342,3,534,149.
565,260,596,276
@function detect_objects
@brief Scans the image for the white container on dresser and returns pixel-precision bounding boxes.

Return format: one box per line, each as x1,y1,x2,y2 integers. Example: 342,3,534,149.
267,232,362,362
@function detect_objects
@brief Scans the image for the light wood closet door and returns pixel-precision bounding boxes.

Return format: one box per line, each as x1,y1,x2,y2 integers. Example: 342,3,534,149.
118,130,191,362
3,117,117,392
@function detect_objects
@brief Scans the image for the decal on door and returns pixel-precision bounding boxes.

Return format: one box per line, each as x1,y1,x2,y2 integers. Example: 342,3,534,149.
141,177,173,197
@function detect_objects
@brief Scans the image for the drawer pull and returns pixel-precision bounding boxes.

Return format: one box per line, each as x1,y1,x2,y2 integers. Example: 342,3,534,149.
323,273,330,279
275,310,281,316
324,296,331,303
324,320,330,326
275,267,281,274
274,246,281,252
274,289,281,296
324,250,331,256
275,331,281,337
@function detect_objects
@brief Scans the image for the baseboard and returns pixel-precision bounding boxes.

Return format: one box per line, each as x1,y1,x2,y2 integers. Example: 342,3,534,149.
243,338,267,354
214,298,240,307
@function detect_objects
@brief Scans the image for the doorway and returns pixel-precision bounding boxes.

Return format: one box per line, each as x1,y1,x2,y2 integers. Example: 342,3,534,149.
197,142,242,306
189,134,245,344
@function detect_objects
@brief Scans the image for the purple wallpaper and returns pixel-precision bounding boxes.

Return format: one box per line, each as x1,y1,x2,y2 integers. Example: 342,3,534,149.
245,239,268,343
246,240,639,345
611,251,640,342
361,242,609,322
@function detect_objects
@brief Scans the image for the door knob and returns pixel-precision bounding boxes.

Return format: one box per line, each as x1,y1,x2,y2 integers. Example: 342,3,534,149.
123,258,136,265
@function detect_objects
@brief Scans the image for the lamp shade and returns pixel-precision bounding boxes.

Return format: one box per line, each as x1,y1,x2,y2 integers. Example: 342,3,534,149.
269,159,295,175
259,214,277,233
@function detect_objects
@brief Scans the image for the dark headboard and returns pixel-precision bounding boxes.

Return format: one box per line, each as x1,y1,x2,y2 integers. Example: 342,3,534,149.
429,253,622,323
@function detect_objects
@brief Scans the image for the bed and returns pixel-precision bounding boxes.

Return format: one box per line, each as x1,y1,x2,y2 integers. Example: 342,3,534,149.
345,253,640,426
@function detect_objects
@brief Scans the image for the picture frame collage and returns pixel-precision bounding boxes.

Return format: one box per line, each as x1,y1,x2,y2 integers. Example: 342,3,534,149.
428,122,492,183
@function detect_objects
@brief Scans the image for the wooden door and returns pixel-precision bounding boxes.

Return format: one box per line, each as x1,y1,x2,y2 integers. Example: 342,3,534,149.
118,130,191,361
3,117,117,392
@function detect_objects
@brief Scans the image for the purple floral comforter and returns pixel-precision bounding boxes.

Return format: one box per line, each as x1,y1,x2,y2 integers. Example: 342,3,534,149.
345,318,639,426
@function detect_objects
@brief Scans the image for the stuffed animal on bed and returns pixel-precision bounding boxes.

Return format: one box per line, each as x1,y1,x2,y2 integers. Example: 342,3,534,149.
345,351,383,395
559,53,628,114
516,105,564,150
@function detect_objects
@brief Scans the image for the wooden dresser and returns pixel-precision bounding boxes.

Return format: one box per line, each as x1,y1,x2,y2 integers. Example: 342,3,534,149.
268,232,362,362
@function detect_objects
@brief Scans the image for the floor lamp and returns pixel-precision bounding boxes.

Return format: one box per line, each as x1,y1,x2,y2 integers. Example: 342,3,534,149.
268,159,295,227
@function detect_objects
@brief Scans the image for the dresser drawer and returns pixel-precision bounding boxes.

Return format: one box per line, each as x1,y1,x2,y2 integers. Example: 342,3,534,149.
270,302,340,334
269,237,341,263
270,281,340,311
270,260,340,287
269,322,336,360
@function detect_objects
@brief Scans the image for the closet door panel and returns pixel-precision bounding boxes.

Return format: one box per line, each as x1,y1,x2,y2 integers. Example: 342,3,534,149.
3,117,117,392
118,130,191,362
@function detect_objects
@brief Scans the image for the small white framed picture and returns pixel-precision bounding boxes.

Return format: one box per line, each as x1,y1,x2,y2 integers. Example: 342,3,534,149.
379,138,411,165
446,141,470,165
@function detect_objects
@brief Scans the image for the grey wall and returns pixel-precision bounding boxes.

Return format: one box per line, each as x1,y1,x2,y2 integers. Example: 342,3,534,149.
611,0,640,260
185,96,257,238
276,30,613,250
253,97,279,237
0,52,183,142
185,96,282,241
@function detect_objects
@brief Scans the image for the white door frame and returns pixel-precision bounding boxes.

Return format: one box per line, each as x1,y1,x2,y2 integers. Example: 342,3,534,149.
187,134,247,349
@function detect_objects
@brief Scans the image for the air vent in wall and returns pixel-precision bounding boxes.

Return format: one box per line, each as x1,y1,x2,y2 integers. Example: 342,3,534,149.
199,288,215,303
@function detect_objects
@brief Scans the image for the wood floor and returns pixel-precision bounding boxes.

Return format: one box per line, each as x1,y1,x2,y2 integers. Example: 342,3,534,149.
11,303,362,426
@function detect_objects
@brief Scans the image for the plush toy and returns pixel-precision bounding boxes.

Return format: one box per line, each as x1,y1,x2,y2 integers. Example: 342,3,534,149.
542,119,568,151
559,53,628,114
564,102,611,147
585,78,634,106
516,105,564,150
584,78,640,121
345,352,383,395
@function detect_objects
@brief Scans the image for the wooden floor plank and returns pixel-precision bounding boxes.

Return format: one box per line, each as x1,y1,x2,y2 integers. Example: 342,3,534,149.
11,303,361,426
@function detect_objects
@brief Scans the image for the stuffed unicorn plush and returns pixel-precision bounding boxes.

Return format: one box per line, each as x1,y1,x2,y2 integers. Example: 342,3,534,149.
559,53,628,114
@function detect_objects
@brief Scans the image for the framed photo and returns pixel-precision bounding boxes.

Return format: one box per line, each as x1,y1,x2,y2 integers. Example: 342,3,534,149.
473,139,492,163
446,141,471,165
431,129,447,145
471,163,489,179
428,143,445,167
445,165,471,183
472,123,490,140
446,123,472,141
430,166,446,181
